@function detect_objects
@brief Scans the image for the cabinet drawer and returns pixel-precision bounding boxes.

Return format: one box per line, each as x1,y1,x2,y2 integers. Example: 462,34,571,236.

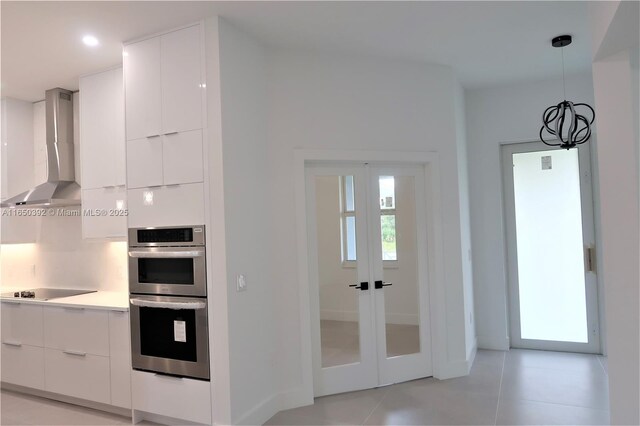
44,348,110,405
132,370,211,424
81,187,127,239
1,344,44,389
127,183,205,228
1,302,44,347
43,306,109,356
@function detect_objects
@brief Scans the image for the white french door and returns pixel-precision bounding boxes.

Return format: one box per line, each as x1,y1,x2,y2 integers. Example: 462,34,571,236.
305,163,432,397
502,141,600,353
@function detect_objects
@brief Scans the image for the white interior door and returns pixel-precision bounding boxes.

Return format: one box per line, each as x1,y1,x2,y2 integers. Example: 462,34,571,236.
502,142,600,353
306,163,432,397
368,166,433,385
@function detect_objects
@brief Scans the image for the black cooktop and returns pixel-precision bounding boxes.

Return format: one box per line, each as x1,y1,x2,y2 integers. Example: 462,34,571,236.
1,288,97,301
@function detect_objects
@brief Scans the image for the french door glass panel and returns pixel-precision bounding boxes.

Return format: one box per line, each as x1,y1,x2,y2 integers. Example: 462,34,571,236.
315,175,361,367
378,176,421,357
512,149,588,343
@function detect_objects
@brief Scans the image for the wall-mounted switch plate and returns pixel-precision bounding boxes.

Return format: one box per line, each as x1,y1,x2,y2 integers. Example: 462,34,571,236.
237,274,247,292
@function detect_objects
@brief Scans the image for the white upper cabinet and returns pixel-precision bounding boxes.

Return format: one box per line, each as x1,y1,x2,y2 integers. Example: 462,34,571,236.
124,37,162,140
124,24,205,190
161,25,202,134
1,98,38,244
79,67,127,239
80,68,125,189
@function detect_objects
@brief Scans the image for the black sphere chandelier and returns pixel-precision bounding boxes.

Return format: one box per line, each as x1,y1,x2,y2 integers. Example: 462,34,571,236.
540,35,595,150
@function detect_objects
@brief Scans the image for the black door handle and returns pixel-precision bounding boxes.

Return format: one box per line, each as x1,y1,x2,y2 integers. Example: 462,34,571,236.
374,280,393,289
349,282,369,291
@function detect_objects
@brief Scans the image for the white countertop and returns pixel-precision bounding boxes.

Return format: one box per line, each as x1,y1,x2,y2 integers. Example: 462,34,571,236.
0,290,129,311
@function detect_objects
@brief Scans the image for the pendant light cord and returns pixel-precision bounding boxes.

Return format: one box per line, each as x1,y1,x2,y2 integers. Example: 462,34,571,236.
561,47,566,100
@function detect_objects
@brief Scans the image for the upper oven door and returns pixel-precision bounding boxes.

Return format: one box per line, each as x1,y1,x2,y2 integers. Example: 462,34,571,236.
128,247,206,296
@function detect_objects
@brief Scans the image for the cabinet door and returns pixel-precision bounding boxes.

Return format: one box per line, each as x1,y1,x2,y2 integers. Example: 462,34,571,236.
80,70,116,189
132,370,211,424
126,137,163,188
127,183,205,228
43,306,110,357
44,348,111,404
109,311,132,409
124,37,161,141
162,130,204,185
1,344,45,389
161,25,203,134
81,187,127,239
1,302,44,347
113,68,127,186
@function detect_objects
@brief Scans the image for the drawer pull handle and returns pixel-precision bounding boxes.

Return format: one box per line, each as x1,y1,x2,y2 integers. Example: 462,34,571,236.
63,350,87,357
2,341,22,347
164,131,178,136
146,134,161,139
63,306,85,311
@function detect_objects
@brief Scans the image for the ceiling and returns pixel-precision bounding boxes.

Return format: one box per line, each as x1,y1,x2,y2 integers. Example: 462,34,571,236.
2,1,592,102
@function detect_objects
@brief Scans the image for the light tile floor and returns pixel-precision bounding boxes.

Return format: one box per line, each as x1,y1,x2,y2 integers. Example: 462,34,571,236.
0,349,610,426
267,349,610,425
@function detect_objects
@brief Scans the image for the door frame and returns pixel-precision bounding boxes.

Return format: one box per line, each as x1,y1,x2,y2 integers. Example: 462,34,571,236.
501,141,601,353
293,150,447,403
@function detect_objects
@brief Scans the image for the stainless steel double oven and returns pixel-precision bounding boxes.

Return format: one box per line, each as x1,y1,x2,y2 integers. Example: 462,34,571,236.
128,225,210,380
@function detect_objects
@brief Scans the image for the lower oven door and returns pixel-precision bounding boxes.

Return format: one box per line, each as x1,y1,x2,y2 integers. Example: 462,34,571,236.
130,295,210,380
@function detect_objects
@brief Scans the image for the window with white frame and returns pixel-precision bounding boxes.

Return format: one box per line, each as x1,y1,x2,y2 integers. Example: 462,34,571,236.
340,175,398,264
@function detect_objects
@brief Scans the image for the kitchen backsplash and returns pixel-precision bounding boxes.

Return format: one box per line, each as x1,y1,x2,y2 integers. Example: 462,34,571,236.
0,212,127,291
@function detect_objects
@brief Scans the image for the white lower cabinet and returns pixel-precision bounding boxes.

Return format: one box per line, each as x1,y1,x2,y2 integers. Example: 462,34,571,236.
1,303,132,410
109,311,132,409
44,306,110,357
132,370,211,424
127,182,205,228
44,348,111,404
1,344,45,390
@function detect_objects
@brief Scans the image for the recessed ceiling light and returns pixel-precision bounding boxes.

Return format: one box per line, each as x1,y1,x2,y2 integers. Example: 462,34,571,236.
82,35,99,47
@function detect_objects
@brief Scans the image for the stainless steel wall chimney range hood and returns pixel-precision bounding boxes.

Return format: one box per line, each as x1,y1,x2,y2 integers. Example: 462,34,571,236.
1,88,80,208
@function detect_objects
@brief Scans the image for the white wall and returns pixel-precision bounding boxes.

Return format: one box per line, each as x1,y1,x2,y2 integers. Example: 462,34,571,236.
465,73,596,350
266,49,474,402
589,2,639,423
454,80,476,357
216,18,277,425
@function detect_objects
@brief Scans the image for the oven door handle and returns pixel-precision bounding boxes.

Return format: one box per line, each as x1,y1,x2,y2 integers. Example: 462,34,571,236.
130,298,207,310
128,250,205,259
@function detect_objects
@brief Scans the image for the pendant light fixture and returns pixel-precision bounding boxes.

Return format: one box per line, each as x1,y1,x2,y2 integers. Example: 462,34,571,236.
540,35,595,150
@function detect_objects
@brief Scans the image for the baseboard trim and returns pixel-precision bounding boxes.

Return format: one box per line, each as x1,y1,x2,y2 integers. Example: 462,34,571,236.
280,386,314,411
133,409,203,425
1,382,131,418
234,392,283,425
477,334,510,351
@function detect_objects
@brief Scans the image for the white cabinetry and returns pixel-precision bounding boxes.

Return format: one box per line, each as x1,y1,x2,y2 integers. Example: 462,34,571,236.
79,67,127,239
1,97,38,243
0,303,44,389
127,183,205,228
109,311,132,409
0,302,132,410
132,370,211,424
124,24,204,197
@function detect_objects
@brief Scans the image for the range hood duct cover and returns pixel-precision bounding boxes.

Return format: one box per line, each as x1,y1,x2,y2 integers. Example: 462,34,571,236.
1,88,80,208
